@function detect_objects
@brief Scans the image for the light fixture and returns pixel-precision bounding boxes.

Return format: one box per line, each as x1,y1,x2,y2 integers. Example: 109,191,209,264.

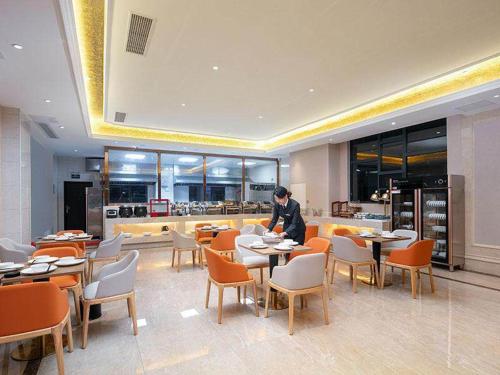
370,189,390,216
181,103,186,107
212,66,219,71
74,149,78,152
370,190,380,202
391,121,396,125
281,164,290,168
44,99,52,103
494,94,500,98
59,125,64,129
11,44,23,50
309,88,315,93
436,131,441,134
237,161,256,166
329,138,333,142
178,156,198,163
257,115,263,119
125,153,146,160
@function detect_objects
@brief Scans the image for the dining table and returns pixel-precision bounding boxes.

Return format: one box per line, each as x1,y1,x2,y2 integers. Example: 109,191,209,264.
346,233,411,286
197,227,233,238
240,239,311,310
35,234,94,248
0,260,85,361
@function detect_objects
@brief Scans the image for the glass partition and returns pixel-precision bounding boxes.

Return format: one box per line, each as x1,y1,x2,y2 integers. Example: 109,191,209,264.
244,159,277,202
205,157,242,202
160,154,204,203
108,150,158,203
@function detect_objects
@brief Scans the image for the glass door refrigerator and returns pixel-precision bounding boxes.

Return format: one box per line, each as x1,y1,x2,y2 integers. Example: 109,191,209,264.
421,175,465,271
390,178,420,234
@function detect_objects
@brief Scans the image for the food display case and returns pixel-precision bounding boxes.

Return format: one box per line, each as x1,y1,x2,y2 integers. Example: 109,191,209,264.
259,201,274,214
242,201,259,214
223,201,241,215
149,199,170,217
206,201,224,215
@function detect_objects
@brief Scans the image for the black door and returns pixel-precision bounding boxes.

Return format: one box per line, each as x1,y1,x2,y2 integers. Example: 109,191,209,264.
64,181,93,231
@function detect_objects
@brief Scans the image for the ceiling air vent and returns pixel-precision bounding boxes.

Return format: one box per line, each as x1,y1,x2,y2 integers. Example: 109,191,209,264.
114,111,127,122
125,13,154,55
37,122,59,139
455,100,495,113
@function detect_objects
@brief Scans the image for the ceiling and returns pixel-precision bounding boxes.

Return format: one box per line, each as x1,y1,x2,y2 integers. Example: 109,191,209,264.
105,0,500,140
0,0,499,157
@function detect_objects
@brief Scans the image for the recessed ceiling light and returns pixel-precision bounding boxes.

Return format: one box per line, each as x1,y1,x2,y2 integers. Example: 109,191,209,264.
181,103,186,107
11,44,23,50
257,115,264,119
44,99,52,103
309,88,315,93
74,149,78,152
113,141,118,144
494,94,500,98
178,156,198,163
329,138,333,142
281,164,290,168
436,131,441,134
391,121,396,125
59,125,64,129
212,66,219,71
125,153,145,160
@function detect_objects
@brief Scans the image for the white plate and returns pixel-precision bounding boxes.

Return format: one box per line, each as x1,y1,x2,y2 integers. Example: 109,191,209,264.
21,265,57,275
0,263,24,273
274,245,292,251
30,256,59,264
250,244,268,249
360,234,376,238
55,236,69,241
284,241,299,246
44,235,57,240
54,258,85,267
382,235,398,239
0,262,15,269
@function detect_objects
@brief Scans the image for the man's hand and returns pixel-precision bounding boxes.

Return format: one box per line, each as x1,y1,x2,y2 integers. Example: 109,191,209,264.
279,232,287,239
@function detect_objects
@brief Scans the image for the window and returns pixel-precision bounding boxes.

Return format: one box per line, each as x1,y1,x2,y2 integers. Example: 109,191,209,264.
108,150,158,203
350,119,447,202
205,157,242,202
245,159,277,202
160,154,204,203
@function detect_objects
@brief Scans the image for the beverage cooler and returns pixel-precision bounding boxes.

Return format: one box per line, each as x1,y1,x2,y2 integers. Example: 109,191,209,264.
390,175,465,271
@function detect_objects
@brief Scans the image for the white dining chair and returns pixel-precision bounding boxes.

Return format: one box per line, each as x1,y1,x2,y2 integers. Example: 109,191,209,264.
253,224,267,236
81,250,139,349
381,230,418,252
171,230,203,272
264,253,329,335
87,232,125,282
331,235,380,292
0,238,35,263
239,224,256,235
235,234,269,284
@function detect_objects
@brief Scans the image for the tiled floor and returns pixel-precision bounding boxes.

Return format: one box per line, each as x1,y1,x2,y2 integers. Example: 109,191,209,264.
2,247,500,374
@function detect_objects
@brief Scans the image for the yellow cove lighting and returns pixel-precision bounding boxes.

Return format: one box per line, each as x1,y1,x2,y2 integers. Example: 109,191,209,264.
73,0,500,151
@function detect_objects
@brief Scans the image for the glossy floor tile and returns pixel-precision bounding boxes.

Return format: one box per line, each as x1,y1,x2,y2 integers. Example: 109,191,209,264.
1,247,499,374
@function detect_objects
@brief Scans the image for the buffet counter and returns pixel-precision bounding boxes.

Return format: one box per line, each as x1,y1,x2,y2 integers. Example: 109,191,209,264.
103,210,390,249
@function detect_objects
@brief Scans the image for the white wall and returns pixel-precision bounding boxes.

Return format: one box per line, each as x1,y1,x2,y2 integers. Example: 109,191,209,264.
30,137,56,238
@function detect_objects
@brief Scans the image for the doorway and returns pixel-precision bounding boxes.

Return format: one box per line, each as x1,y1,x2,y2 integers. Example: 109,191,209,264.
64,181,93,231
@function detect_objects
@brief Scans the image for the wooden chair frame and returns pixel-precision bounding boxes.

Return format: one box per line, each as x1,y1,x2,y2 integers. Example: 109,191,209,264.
87,255,119,283
264,281,329,335
381,261,435,299
0,310,73,375
329,255,380,292
81,290,138,349
171,245,203,272
205,275,259,324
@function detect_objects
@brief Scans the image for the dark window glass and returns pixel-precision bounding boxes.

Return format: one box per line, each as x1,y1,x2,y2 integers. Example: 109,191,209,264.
351,162,378,201
379,173,402,192
381,142,403,171
351,137,378,162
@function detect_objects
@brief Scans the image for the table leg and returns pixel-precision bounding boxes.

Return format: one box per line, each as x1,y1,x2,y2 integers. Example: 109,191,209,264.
362,241,392,287
257,254,288,310
11,335,68,361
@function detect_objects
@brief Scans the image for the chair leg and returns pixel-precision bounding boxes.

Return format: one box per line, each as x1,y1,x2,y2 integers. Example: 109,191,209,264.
199,249,204,269
127,294,132,317
81,302,90,349
171,248,176,268
192,250,196,268
243,285,247,302
417,269,421,279
252,282,259,317
66,316,74,353
205,279,211,308
177,251,181,273
330,259,336,284
410,269,417,299
402,269,406,286
129,293,138,335
370,264,373,285
51,324,65,375
352,265,358,293
72,285,82,325
380,263,386,289
264,284,271,318
349,265,353,280
321,287,329,325
217,286,224,324
374,262,380,289
88,261,94,283
288,294,295,335
260,267,263,284
428,266,436,293
300,295,304,309
237,286,241,303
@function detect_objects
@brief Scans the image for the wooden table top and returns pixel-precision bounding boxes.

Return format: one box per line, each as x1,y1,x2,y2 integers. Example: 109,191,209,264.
346,234,411,243
35,235,94,245
240,243,311,256
197,227,233,233
0,262,85,285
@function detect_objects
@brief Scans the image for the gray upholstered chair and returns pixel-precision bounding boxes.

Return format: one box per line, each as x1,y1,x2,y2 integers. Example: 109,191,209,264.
87,232,125,281
264,253,329,335
0,238,35,263
81,250,139,348
253,224,267,236
239,224,255,235
330,235,379,292
235,234,269,284
171,230,203,272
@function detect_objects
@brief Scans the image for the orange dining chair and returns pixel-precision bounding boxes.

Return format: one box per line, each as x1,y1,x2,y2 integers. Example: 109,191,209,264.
0,282,73,375
289,237,331,300
204,248,259,324
380,239,436,299
304,224,319,243
205,229,240,262
57,230,86,256
260,219,283,233
195,223,213,246
39,242,84,257
332,227,367,247
33,247,83,325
